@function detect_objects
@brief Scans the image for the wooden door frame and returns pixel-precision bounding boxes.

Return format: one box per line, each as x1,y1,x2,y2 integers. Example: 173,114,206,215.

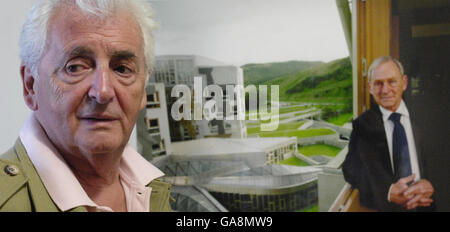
354,0,392,116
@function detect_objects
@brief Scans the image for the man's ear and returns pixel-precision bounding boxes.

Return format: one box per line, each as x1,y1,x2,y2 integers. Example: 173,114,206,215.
20,63,38,111
402,74,408,91
139,73,149,111
139,87,147,111
367,79,373,96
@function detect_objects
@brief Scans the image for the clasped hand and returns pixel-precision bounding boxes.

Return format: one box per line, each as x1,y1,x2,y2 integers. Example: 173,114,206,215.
389,174,434,210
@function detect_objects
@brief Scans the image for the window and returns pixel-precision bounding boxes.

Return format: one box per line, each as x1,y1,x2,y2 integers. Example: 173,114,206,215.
149,119,159,128
147,91,161,108
152,142,161,150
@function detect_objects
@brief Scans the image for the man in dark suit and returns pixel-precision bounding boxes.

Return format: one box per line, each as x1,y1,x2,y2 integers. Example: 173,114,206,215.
342,56,434,211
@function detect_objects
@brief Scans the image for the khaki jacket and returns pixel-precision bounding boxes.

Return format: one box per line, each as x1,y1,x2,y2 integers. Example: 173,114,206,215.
0,139,172,212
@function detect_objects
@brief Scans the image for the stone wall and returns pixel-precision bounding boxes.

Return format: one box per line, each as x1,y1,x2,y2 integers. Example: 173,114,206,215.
318,169,346,212
297,129,348,149
297,134,339,146
311,121,352,138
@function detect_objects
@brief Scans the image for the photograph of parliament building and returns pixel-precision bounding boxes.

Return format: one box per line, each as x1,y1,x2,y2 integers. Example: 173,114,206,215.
136,55,323,212
137,0,449,212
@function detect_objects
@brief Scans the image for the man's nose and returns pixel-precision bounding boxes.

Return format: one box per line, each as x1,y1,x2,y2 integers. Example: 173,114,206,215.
381,82,391,94
88,66,115,104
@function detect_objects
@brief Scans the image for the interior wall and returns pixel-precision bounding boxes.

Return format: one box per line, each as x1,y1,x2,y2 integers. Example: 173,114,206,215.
0,1,34,153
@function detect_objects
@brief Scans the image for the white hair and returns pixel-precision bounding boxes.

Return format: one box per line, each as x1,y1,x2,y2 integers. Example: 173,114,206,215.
367,56,405,82
19,0,157,80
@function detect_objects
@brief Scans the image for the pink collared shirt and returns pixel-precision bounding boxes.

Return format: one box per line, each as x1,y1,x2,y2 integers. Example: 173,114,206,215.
19,113,165,212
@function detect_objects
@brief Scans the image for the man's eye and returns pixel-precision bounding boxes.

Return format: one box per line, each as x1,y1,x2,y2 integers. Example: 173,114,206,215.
114,65,133,75
65,64,88,75
67,65,81,73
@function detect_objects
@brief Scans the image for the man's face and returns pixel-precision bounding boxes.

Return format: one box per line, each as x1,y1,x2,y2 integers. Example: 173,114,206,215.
369,61,407,112
33,8,147,157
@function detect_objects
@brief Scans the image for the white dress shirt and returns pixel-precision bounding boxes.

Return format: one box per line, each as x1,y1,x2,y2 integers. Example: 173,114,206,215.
379,100,421,180
379,101,421,201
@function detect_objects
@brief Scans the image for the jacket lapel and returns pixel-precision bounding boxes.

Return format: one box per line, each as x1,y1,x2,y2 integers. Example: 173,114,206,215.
8,139,170,212
13,139,60,212
0,148,29,209
367,106,395,176
409,113,426,177
148,179,172,212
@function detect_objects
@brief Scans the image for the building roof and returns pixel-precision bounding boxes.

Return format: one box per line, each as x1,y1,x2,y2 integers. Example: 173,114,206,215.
204,164,320,194
171,137,296,156
169,137,297,166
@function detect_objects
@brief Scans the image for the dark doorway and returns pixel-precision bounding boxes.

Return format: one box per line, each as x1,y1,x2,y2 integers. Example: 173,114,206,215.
393,1,450,211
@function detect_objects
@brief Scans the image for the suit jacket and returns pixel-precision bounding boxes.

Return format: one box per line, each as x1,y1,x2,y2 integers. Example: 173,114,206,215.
342,104,433,212
0,139,172,212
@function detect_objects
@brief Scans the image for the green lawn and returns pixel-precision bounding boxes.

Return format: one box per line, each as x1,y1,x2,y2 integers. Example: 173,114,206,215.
278,105,310,114
258,128,335,138
297,204,319,212
246,105,312,120
247,126,260,134
246,121,261,127
275,121,306,131
297,144,342,157
294,109,318,117
326,113,353,126
278,116,292,121
247,121,305,134
278,156,309,166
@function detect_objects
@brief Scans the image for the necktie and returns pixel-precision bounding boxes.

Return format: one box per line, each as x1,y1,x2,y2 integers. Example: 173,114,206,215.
389,112,412,180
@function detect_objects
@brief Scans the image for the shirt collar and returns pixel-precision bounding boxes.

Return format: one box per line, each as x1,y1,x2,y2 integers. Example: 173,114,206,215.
379,100,410,122
19,113,164,212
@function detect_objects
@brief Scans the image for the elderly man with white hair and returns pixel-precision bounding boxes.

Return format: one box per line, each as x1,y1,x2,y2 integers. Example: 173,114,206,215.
342,56,435,212
0,0,171,212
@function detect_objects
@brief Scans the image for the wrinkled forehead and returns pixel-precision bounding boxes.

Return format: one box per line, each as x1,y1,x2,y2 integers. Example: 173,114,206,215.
47,4,145,54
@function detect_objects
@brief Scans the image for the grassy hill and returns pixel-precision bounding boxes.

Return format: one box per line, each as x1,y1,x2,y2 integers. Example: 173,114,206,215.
261,57,352,103
242,60,323,86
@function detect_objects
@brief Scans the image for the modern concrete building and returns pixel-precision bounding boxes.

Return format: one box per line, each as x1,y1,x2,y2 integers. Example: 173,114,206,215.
205,165,319,212
136,83,172,161
149,55,247,141
152,137,320,212
198,65,247,139
170,137,298,165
